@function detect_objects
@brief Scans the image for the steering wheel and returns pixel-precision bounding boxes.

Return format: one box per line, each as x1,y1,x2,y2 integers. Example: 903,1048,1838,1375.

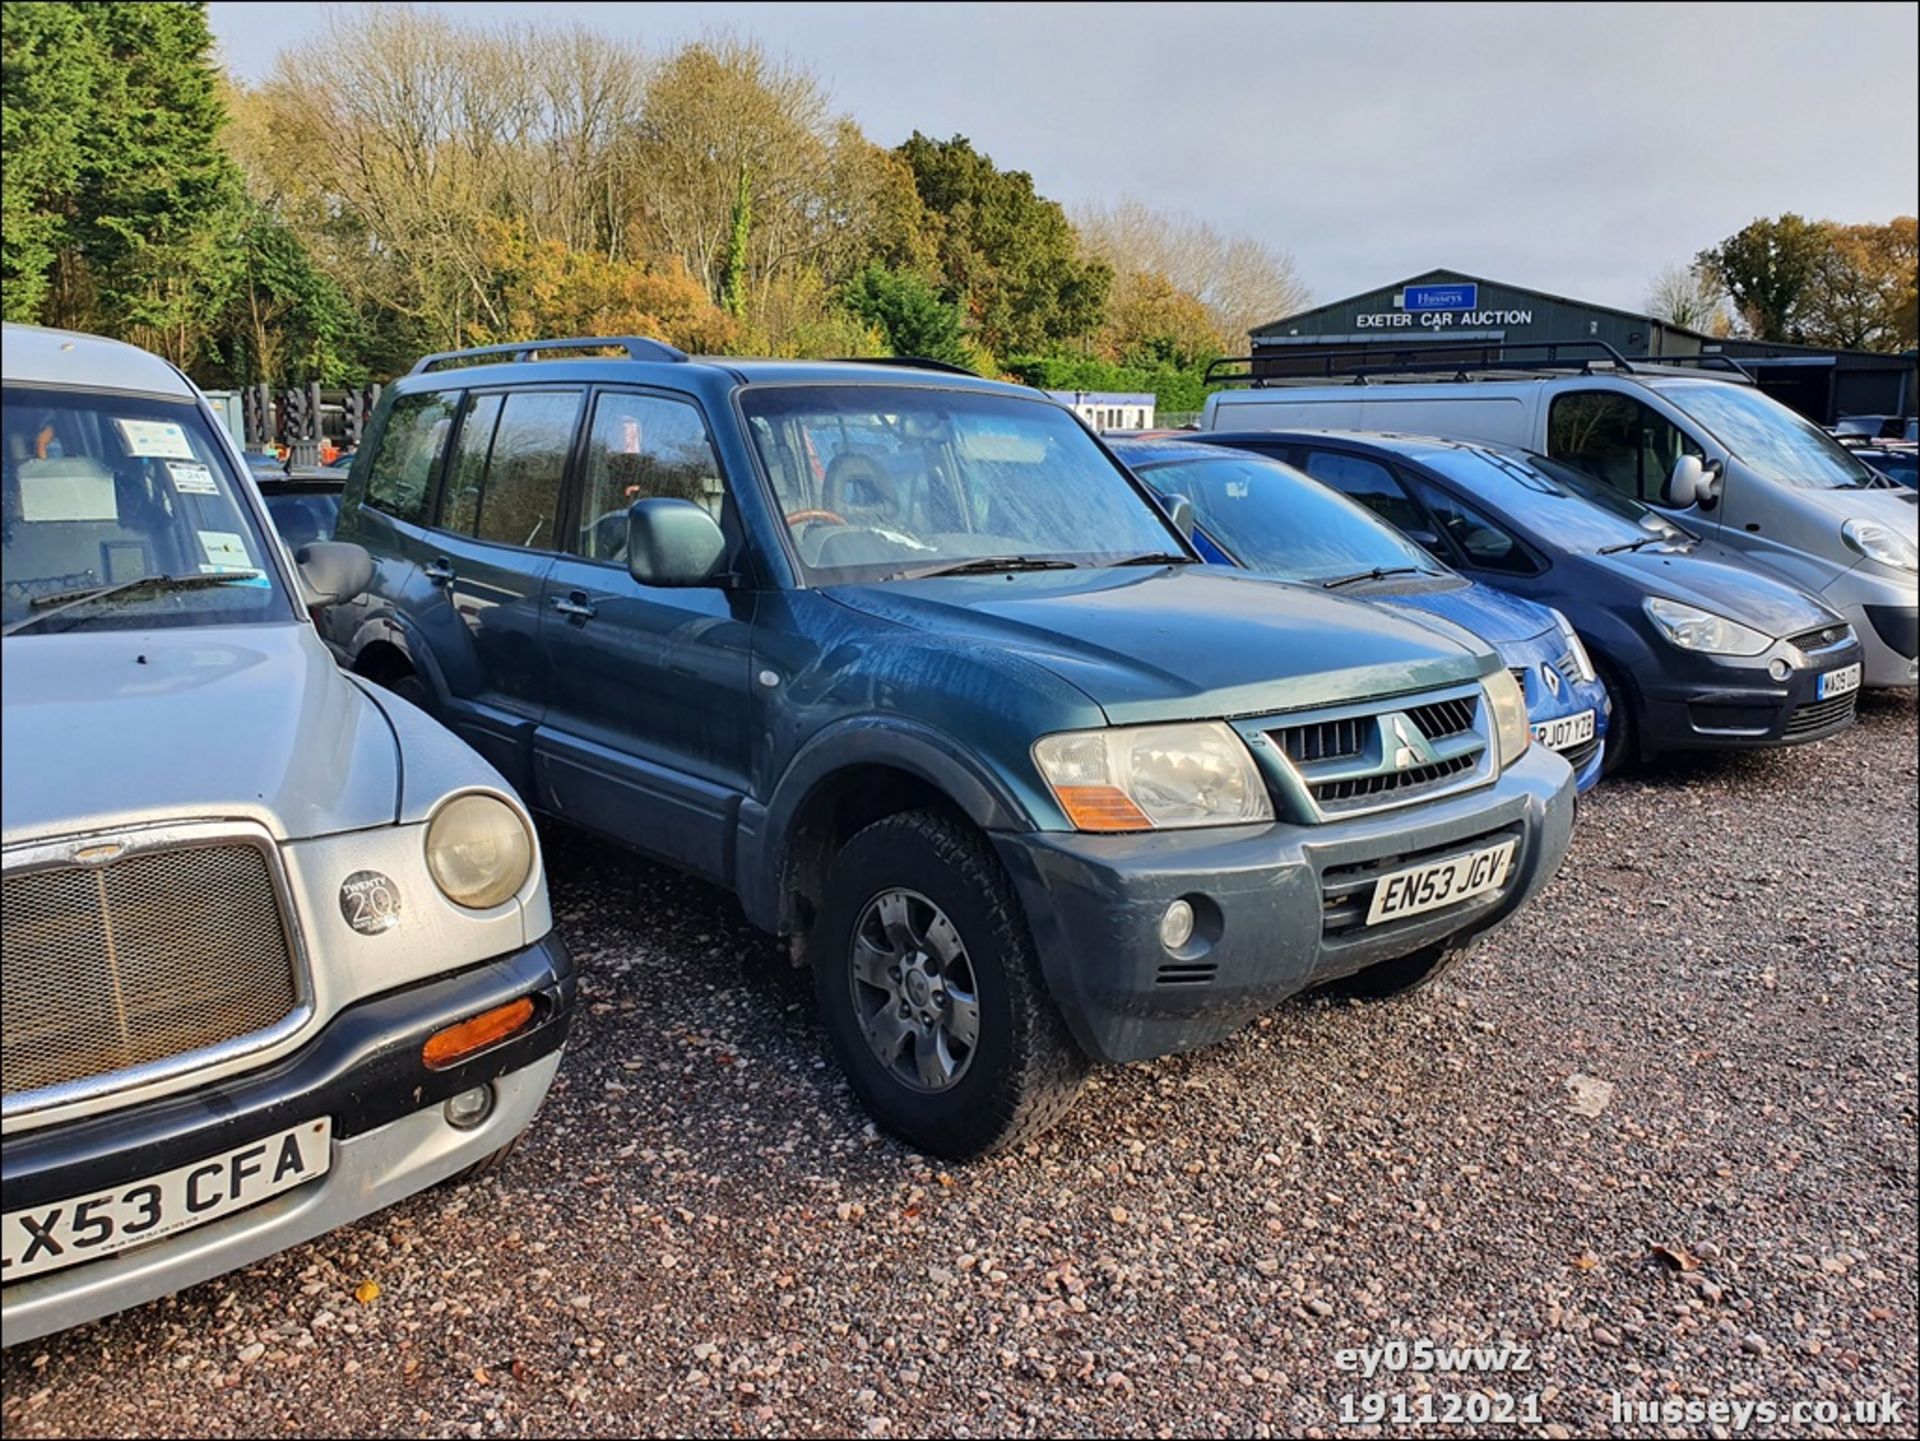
786,508,847,528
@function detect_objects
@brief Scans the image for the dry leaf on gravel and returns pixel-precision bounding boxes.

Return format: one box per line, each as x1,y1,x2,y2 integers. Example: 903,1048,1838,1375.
1566,1073,1615,1116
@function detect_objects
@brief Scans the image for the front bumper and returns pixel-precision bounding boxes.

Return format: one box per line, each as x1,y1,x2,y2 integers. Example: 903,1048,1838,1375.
1632,639,1867,754
1,932,573,1347
993,744,1575,1065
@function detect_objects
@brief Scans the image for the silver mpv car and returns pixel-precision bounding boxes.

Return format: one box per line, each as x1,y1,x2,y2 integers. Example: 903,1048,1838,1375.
1,325,573,1345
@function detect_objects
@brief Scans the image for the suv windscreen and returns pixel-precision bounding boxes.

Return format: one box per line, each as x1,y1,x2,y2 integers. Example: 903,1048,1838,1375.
740,386,1181,583
2,385,289,635
1418,446,1696,556
1135,452,1442,582
1650,381,1884,489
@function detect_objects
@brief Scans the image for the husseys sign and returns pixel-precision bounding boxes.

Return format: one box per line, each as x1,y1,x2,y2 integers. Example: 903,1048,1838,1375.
1353,282,1533,330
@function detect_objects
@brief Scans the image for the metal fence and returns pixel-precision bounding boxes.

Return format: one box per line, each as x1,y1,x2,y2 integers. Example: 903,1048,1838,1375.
226,383,383,465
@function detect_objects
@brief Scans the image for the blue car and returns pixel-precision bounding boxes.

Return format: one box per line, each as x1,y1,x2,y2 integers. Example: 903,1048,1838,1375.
1111,438,1609,792
1191,431,1867,774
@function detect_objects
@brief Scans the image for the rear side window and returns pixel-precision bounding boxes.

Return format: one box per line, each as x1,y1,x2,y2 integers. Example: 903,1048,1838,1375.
1299,450,1429,535
437,390,582,550
363,391,458,523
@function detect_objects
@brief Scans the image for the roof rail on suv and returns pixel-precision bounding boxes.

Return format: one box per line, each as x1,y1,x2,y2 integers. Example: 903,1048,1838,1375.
1203,339,1751,389
408,336,690,375
827,355,980,377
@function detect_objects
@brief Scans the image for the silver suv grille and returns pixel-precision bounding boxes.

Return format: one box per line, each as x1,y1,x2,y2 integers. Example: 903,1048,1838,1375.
1257,683,1494,821
2,836,303,1110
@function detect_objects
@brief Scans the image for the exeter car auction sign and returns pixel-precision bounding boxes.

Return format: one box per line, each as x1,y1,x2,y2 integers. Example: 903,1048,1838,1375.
1356,282,1534,329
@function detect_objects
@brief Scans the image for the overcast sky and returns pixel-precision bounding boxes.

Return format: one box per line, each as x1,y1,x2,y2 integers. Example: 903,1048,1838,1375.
208,1,1919,323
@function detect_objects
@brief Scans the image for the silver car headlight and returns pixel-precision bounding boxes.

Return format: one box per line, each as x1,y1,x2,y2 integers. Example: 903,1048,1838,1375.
1644,597,1772,656
425,793,534,909
1549,607,1596,683
1032,722,1274,832
1480,668,1530,770
1841,518,1919,573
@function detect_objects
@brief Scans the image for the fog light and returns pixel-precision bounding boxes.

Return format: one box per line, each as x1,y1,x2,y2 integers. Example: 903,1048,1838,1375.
1768,657,1792,681
444,1084,494,1130
1159,899,1196,952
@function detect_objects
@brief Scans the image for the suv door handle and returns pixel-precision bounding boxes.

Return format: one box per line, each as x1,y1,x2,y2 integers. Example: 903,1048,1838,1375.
422,558,456,586
551,592,596,621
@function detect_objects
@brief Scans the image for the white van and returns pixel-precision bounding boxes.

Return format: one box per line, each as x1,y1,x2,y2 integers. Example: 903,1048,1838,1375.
1204,352,1919,688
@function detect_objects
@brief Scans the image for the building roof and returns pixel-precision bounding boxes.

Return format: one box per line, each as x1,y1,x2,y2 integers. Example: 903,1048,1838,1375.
1249,267,1715,343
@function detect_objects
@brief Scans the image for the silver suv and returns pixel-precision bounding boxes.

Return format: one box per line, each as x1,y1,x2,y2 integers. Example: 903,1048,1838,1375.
0,325,573,1345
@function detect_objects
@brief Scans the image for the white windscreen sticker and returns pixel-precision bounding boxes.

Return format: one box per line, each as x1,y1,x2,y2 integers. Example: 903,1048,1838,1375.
18,460,118,522
113,418,197,459
166,461,220,495
197,530,254,572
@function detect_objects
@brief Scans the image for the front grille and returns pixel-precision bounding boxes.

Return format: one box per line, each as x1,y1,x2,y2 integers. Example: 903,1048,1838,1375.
1311,752,1479,807
1560,735,1603,773
1321,824,1523,940
1508,666,1530,699
1265,686,1491,820
1788,623,1852,654
1783,692,1858,738
1154,961,1218,988
2,841,300,1103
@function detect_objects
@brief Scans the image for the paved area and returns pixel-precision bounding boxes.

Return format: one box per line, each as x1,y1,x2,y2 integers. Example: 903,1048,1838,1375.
5,695,1916,1438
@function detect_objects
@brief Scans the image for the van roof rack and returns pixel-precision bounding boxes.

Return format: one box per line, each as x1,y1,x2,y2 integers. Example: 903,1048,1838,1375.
1203,339,1754,389
828,355,980,377
409,336,689,375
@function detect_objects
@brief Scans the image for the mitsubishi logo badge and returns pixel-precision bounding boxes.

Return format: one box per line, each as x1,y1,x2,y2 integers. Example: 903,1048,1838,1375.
1385,713,1437,771
1541,664,1562,697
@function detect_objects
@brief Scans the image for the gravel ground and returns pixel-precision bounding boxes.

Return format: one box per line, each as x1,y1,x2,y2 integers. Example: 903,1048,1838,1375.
5,695,1916,1439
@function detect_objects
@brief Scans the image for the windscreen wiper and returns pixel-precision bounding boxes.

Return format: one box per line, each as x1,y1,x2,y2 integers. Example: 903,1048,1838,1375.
4,571,262,637
1111,551,1193,567
1597,536,1668,555
905,555,1082,579
1321,565,1425,589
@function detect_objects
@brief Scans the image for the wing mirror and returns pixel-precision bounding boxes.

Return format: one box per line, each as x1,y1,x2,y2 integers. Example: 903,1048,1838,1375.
627,498,730,587
295,541,374,607
1158,492,1196,539
1406,528,1446,555
1663,455,1705,508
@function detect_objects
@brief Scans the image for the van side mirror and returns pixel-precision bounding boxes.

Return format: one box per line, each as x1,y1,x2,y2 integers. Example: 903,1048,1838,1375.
1158,492,1196,539
627,498,729,587
295,541,373,607
1663,455,1704,508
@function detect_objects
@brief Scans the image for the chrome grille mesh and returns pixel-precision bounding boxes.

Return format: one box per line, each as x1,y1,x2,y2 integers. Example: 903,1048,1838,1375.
2,843,299,1101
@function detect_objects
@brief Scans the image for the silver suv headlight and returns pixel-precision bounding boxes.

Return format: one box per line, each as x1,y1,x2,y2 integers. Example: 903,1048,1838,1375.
1481,668,1530,770
1645,597,1772,656
1841,517,1919,573
1033,722,1274,832
425,793,534,909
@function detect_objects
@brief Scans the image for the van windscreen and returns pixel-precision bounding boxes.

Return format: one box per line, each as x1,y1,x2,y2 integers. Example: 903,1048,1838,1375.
1651,382,1884,490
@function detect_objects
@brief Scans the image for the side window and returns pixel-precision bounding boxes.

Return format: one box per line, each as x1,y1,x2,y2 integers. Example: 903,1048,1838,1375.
1300,450,1430,535
363,391,458,523
436,390,580,550
1547,392,1703,501
1407,478,1540,575
439,393,502,537
572,392,727,563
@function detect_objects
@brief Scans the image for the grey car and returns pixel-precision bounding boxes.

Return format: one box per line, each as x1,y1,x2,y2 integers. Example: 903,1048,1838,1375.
0,324,574,1345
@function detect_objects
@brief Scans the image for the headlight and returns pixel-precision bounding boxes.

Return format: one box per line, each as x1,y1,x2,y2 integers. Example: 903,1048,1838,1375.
1644,597,1772,656
1549,608,1596,683
1841,517,1919,573
1032,722,1273,832
1480,668,1530,770
425,793,534,909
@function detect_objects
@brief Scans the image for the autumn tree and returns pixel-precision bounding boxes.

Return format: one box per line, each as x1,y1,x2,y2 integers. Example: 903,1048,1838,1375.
1696,214,1831,342
1075,198,1307,349
1801,218,1917,351
1644,263,1733,336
